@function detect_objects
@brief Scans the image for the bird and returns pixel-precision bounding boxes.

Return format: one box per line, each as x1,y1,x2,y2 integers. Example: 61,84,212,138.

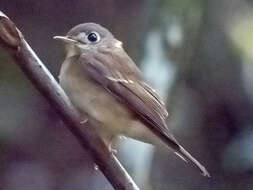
54,23,210,177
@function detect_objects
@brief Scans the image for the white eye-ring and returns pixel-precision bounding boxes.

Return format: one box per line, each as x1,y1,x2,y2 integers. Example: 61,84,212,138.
86,31,101,43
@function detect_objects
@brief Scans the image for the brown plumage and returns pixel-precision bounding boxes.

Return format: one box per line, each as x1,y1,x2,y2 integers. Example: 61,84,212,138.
55,23,210,177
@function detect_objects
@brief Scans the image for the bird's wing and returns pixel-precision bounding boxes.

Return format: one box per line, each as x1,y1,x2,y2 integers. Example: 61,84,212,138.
79,49,175,143
79,48,210,177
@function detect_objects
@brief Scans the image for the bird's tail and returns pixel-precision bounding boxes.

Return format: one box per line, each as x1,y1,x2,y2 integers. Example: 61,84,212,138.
161,134,210,177
174,144,210,177
127,121,210,177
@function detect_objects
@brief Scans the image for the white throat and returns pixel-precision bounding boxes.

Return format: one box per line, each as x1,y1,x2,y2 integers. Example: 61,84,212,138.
66,45,78,58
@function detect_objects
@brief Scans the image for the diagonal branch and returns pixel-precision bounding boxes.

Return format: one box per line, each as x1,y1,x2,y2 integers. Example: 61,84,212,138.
0,11,139,190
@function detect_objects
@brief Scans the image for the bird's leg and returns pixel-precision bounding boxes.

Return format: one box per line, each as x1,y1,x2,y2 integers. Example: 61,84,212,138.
78,114,118,154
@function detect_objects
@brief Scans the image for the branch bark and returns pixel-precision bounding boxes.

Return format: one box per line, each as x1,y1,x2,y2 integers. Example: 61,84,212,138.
0,11,139,190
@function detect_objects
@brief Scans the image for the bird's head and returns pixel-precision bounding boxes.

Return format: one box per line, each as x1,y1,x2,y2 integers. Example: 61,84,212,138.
54,23,122,57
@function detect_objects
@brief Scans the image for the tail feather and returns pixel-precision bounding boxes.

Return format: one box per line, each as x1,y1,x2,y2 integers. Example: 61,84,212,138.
160,133,210,177
174,145,210,177
127,121,210,177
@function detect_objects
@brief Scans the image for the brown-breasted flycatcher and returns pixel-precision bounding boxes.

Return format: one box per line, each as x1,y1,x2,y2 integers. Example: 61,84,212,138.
54,23,210,177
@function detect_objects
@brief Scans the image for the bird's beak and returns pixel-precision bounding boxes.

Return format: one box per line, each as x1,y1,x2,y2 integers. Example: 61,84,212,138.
53,36,77,43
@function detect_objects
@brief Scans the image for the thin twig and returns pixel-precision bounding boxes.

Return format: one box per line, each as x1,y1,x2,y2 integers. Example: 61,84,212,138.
0,11,139,190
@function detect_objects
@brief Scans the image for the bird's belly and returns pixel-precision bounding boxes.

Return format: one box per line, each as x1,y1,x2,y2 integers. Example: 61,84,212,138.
60,71,133,135
59,59,157,144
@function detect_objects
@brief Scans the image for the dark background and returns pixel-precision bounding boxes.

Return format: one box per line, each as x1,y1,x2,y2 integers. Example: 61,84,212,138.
1,0,253,189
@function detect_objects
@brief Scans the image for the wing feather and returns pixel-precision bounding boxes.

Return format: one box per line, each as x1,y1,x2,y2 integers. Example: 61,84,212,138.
80,49,173,139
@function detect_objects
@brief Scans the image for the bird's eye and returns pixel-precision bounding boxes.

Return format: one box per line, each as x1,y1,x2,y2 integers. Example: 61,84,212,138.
87,32,100,43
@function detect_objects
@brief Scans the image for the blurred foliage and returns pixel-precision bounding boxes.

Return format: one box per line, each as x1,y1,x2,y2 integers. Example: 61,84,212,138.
230,16,253,61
